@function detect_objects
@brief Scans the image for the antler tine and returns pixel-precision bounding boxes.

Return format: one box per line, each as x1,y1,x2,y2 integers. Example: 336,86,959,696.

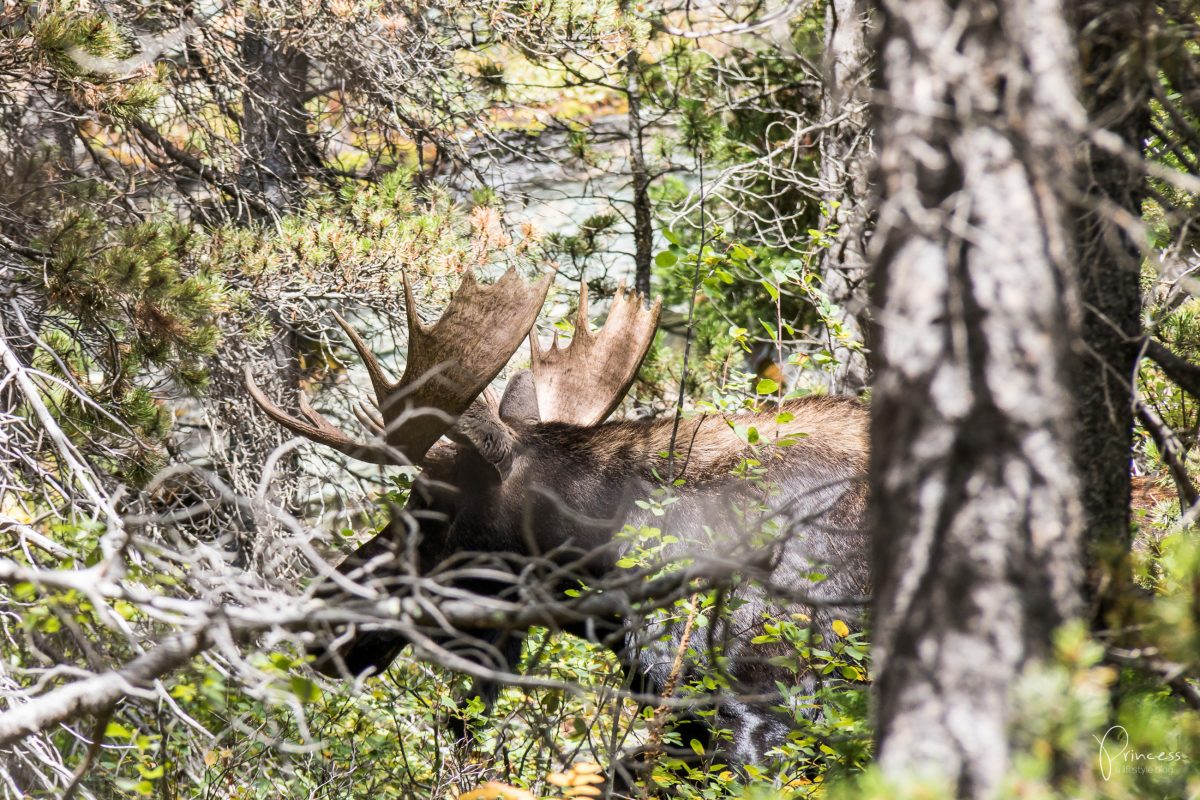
353,400,385,436
331,311,395,405
243,366,393,465
248,268,551,467
573,280,593,342
381,267,552,458
529,280,662,427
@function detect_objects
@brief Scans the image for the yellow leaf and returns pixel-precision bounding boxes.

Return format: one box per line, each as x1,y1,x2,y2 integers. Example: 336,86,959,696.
831,619,850,638
203,750,218,768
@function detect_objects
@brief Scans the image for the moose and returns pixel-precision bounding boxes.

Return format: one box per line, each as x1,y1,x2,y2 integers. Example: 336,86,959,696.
245,268,869,768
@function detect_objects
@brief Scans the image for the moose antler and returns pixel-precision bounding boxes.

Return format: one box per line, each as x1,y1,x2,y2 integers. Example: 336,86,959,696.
246,268,553,465
529,281,661,426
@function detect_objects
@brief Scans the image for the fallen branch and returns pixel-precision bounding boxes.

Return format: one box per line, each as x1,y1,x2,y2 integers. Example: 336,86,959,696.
0,543,870,747
0,631,208,748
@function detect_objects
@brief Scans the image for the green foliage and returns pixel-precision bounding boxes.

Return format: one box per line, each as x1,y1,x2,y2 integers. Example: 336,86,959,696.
829,536,1200,800
651,215,860,403
23,2,165,118
16,209,225,480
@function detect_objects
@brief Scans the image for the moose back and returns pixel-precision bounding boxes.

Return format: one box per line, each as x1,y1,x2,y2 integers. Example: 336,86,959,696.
246,269,869,766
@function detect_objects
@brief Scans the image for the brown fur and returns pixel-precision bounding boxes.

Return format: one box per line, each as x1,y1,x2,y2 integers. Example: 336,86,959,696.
567,395,869,483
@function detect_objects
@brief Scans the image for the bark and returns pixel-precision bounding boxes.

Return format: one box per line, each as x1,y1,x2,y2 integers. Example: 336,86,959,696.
1069,2,1152,617
869,0,1085,795
625,50,654,299
817,0,872,392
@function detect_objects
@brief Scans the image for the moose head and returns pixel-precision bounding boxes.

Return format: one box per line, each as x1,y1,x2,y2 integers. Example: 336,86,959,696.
246,268,869,767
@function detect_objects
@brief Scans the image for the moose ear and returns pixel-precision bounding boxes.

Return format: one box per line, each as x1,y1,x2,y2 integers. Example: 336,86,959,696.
498,369,541,426
448,397,516,478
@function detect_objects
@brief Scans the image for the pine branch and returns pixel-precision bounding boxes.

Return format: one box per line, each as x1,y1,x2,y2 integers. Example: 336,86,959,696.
0,232,46,261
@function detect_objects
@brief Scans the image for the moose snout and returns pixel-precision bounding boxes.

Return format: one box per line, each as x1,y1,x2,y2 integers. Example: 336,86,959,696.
306,628,408,679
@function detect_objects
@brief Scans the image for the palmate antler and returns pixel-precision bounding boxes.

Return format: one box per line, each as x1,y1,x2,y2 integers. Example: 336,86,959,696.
245,268,553,465
530,282,662,426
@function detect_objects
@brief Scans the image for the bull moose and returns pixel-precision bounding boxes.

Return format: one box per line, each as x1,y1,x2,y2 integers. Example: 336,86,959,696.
245,268,869,768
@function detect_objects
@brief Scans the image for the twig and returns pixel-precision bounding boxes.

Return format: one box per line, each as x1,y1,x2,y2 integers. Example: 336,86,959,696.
60,704,115,800
0,321,127,560
640,594,701,798
1135,400,1199,508
0,631,209,747
1107,648,1200,711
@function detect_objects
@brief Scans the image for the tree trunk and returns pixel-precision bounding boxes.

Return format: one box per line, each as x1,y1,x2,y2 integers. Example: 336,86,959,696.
625,50,654,299
214,18,313,509
238,20,310,214
869,0,1085,795
818,0,872,392
1069,2,1152,621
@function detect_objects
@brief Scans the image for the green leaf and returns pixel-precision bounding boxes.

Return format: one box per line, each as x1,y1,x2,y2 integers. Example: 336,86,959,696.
169,683,196,702
105,722,134,739
616,557,639,569
289,676,321,704
655,250,677,268
690,738,706,757
755,378,779,395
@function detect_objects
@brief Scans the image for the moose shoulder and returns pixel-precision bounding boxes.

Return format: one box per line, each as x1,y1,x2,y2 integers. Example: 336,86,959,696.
245,269,869,767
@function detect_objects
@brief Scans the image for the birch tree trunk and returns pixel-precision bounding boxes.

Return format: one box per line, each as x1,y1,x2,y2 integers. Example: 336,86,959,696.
869,0,1086,795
